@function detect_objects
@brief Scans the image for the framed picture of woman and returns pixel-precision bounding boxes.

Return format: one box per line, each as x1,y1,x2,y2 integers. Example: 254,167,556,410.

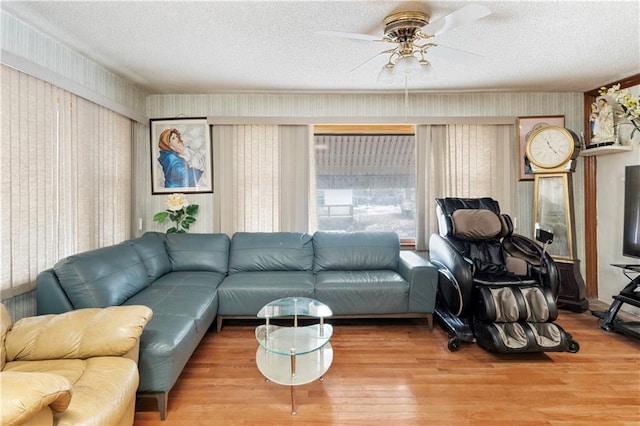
517,115,565,181
150,117,213,194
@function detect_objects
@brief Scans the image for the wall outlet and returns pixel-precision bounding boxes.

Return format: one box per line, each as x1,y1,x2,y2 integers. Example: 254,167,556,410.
138,218,143,231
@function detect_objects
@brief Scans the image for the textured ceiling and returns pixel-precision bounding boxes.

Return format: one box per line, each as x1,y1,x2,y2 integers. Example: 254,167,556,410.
2,1,639,94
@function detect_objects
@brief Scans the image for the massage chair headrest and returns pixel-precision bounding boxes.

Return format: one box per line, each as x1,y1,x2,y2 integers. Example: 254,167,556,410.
435,197,513,240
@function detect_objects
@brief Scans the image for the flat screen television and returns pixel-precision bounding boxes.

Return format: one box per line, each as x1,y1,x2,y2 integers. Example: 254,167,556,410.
623,164,640,258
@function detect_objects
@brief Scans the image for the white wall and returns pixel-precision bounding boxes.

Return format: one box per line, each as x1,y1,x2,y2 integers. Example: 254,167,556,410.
595,85,640,315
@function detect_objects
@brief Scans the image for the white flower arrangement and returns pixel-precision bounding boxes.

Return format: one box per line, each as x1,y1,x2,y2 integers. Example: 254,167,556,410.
153,193,199,233
600,84,640,140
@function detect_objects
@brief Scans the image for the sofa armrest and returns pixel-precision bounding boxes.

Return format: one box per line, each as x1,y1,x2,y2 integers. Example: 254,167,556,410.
398,251,438,313
0,372,72,426
5,305,153,362
36,269,74,315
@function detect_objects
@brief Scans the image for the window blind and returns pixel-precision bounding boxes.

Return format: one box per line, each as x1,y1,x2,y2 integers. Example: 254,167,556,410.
1,65,132,299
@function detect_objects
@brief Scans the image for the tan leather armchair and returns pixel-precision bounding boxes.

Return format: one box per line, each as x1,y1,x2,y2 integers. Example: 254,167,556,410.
1,303,152,426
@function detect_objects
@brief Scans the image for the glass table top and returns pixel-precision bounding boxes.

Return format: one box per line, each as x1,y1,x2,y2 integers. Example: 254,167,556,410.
257,297,332,319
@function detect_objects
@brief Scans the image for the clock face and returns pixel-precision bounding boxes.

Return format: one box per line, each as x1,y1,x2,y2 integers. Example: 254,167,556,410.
526,126,575,169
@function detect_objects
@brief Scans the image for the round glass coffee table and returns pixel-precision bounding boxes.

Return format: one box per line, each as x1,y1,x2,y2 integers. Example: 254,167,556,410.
255,297,333,415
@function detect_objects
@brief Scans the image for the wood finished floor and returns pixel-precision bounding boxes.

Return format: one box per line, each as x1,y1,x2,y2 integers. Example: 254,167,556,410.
134,307,640,426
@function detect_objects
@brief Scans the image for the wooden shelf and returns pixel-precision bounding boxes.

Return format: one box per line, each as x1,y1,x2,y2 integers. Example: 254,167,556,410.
579,145,632,156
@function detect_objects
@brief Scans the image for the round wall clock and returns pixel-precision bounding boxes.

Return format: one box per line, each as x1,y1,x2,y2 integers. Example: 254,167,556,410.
525,126,580,170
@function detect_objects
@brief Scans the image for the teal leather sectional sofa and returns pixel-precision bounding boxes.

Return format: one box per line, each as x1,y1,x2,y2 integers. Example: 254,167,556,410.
36,231,437,420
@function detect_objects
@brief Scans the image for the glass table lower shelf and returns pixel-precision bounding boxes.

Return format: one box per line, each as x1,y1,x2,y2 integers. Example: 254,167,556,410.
255,343,333,386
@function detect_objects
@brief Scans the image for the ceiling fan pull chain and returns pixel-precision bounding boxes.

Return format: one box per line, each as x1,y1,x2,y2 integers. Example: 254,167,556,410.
404,76,409,121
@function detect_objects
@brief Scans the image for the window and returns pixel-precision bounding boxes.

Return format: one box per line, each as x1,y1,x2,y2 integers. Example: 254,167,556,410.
313,125,416,246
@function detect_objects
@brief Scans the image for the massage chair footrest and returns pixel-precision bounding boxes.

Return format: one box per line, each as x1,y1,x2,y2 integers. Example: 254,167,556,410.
473,320,579,353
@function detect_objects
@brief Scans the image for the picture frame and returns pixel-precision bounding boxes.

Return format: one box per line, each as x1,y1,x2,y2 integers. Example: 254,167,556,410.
516,115,565,181
150,117,213,194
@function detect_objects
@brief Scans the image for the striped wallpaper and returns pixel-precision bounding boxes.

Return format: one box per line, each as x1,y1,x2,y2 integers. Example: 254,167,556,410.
141,91,585,248
1,10,148,121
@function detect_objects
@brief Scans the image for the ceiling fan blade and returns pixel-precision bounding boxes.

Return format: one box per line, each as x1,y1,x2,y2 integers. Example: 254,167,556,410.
316,30,383,42
422,3,491,36
349,48,397,73
429,44,484,64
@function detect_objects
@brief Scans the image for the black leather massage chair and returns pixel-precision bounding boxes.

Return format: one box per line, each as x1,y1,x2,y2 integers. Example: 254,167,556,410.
428,197,580,353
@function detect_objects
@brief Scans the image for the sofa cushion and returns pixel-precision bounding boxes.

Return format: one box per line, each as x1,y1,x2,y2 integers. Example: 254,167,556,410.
53,244,148,308
4,357,139,426
124,271,220,393
217,271,315,315
129,232,172,281
127,271,222,333
313,231,399,272
5,305,152,361
228,232,314,274
165,233,230,273
314,270,409,314
128,313,200,393
0,371,72,426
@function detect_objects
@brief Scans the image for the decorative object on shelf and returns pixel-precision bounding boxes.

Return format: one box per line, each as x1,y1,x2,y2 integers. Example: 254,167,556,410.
599,83,640,142
150,117,213,194
153,193,199,233
516,115,565,181
588,96,616,146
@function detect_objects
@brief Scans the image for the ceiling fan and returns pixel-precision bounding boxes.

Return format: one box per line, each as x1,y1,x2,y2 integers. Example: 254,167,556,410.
317,3,491,85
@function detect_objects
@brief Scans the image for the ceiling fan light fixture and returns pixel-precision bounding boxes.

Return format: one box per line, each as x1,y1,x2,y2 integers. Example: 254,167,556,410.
393,54,420,76
377,63,395,84
416,59,434,82
320,4,491,87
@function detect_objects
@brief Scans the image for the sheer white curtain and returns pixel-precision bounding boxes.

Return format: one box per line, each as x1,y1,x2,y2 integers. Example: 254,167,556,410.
415,124,514,250
279,125,311,232
213,124,309,235
1,65,132,299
